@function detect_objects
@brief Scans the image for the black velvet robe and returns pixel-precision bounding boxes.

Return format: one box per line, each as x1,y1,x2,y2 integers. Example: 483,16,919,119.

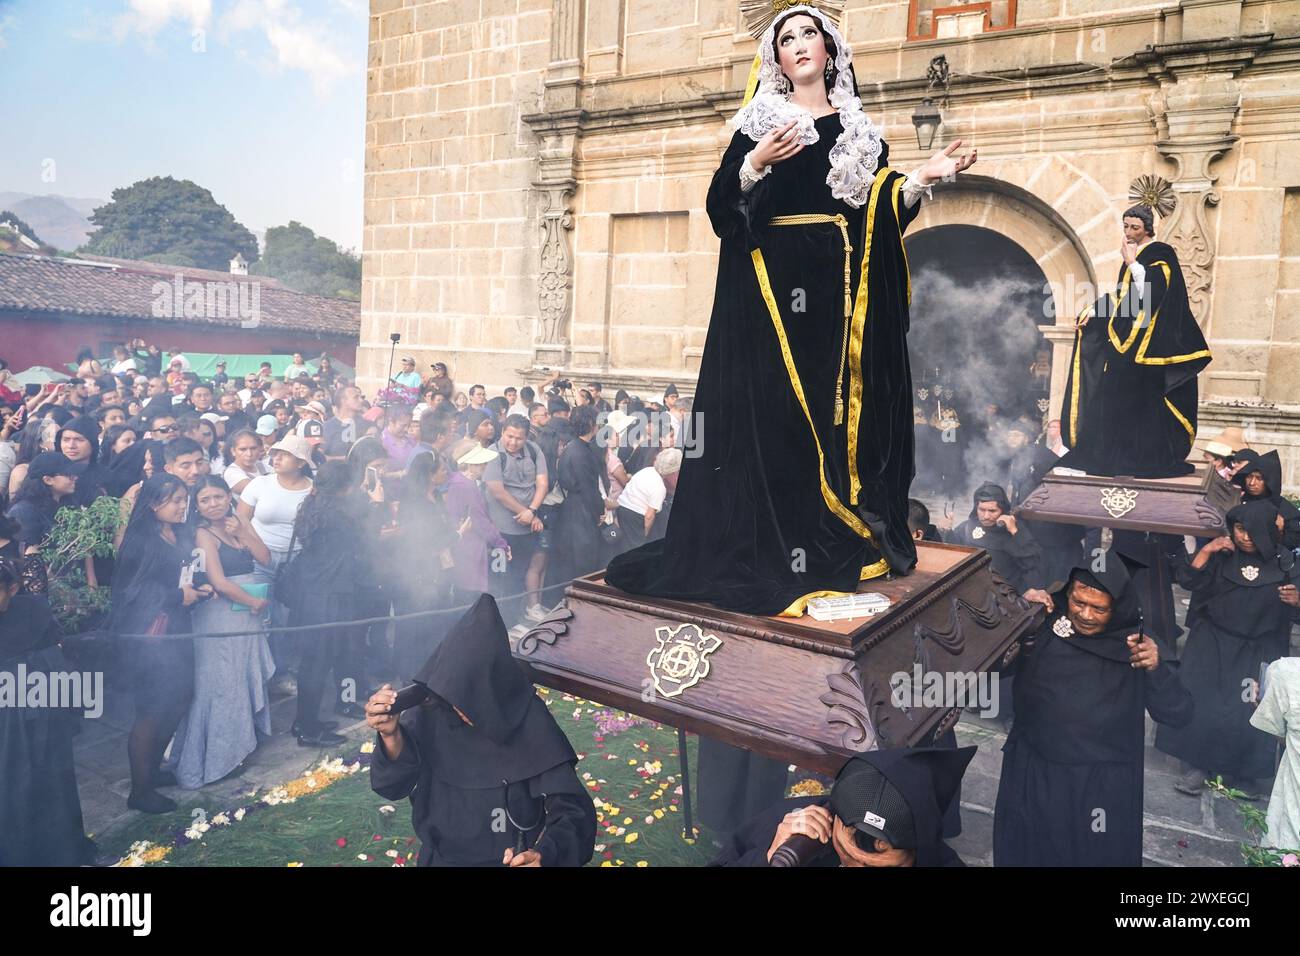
605,116,920,615
1059,240,1210,478
1154,549,1298,780
0,595,88,867
993,587,1193,866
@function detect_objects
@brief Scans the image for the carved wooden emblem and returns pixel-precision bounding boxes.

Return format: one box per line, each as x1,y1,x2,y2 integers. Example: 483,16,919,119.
646,623,722,699
1100,486,1140,519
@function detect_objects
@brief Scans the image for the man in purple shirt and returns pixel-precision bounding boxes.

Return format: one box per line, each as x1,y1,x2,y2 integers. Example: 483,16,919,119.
380,405,417,471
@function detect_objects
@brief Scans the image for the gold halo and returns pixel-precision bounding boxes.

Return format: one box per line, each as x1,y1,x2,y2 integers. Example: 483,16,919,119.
1128,174,1177,219
740,0,846,40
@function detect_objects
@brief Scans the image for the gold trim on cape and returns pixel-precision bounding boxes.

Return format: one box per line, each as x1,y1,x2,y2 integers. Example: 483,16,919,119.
751,246,880,546
1165,397,1195,441
845,166,895,505
776,558,890,618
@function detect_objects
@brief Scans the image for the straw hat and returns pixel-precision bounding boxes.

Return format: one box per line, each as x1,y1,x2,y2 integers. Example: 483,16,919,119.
1200,425,1246,459
457,444,497,466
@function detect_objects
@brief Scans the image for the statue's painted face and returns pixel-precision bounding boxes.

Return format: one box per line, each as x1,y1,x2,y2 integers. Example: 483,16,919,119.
1123,216,1150,244
775,14,831,89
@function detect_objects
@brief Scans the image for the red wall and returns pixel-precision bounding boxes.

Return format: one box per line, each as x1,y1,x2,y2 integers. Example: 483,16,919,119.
0,311,357,372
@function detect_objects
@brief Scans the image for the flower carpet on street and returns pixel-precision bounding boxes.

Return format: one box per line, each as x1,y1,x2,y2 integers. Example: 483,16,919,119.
97,687,742,867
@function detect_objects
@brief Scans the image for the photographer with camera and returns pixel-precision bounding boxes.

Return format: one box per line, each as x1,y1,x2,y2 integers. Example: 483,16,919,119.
711,746,975,867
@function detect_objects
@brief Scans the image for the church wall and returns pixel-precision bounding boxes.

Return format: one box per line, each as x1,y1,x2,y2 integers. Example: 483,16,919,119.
363,0,1300,487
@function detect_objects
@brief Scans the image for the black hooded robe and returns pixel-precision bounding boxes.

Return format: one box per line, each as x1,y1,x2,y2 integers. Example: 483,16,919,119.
1231,449,1300,549
1058,240,1210,478
55,416,107,507
1154,502,1299,780
605,117,920,616
369,595,596,866
0,595,89,867
993,571,1193,866
710,747,971,867
948,519,1044,594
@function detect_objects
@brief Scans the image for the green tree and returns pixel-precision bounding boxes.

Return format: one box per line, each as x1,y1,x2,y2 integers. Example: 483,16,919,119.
79,176,259,271
251,220,361,300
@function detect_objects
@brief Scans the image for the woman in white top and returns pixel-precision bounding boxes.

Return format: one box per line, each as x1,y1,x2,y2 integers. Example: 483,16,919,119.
235,435,314,688
235,435,313,569
614,448,682,551
222,428,270,502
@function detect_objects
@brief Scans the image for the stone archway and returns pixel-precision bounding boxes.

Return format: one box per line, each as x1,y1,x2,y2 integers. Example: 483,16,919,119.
908,172,1103,418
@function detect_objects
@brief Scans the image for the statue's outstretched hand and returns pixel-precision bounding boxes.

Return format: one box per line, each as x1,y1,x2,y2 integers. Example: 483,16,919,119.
918,139,977,185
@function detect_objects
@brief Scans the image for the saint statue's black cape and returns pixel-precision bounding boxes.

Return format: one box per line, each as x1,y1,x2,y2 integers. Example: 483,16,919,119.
710,747,971,867
1155,500,1299,780
0,595,89,867
369,594,596,866
606,116,920,616
993,564,1193,866
1058,240,1210,478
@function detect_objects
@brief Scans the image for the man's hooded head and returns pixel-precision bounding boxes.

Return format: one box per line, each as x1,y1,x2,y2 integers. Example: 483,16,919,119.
1221,499,1290,587
1227,498,1281,563
56,415,100,466
1232,448,1283,500
1060,547,1146,639
828,746,975,867
413,594,575,788
969,482,1011,524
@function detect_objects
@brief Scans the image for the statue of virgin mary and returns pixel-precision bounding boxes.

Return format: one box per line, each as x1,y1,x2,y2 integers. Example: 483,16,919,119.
605,1,976,617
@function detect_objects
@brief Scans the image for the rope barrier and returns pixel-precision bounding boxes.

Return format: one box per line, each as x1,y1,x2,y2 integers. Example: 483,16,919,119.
107,581,573,641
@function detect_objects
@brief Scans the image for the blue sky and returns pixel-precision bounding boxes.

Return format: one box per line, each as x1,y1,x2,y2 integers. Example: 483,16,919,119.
0,0,367,251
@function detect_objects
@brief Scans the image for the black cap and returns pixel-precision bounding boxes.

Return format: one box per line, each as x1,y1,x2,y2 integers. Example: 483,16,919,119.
301,419,324,439
828,747,976,860
28,451,79,480
663,383,679,398
829,759,916,849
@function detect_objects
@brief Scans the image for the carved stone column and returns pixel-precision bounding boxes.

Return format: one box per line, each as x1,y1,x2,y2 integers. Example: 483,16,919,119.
521,0,587,370
1135,35,1270,326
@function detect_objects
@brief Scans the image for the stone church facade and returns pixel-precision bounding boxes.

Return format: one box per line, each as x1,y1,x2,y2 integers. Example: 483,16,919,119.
360,0,1300,485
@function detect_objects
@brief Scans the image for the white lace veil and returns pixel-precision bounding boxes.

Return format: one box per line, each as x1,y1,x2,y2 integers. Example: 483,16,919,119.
730,4,884,208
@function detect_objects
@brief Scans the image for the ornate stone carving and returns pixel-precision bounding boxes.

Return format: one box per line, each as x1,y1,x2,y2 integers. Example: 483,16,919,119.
1136,36,1269,325
537,182,575,345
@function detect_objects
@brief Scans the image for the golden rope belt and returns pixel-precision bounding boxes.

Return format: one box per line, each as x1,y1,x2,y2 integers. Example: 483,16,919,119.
767,213,852,425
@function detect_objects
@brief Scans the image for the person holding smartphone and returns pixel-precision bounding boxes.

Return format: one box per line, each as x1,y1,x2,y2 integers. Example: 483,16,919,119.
367,594,595,867
110,475,214,814
165,476,275,789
